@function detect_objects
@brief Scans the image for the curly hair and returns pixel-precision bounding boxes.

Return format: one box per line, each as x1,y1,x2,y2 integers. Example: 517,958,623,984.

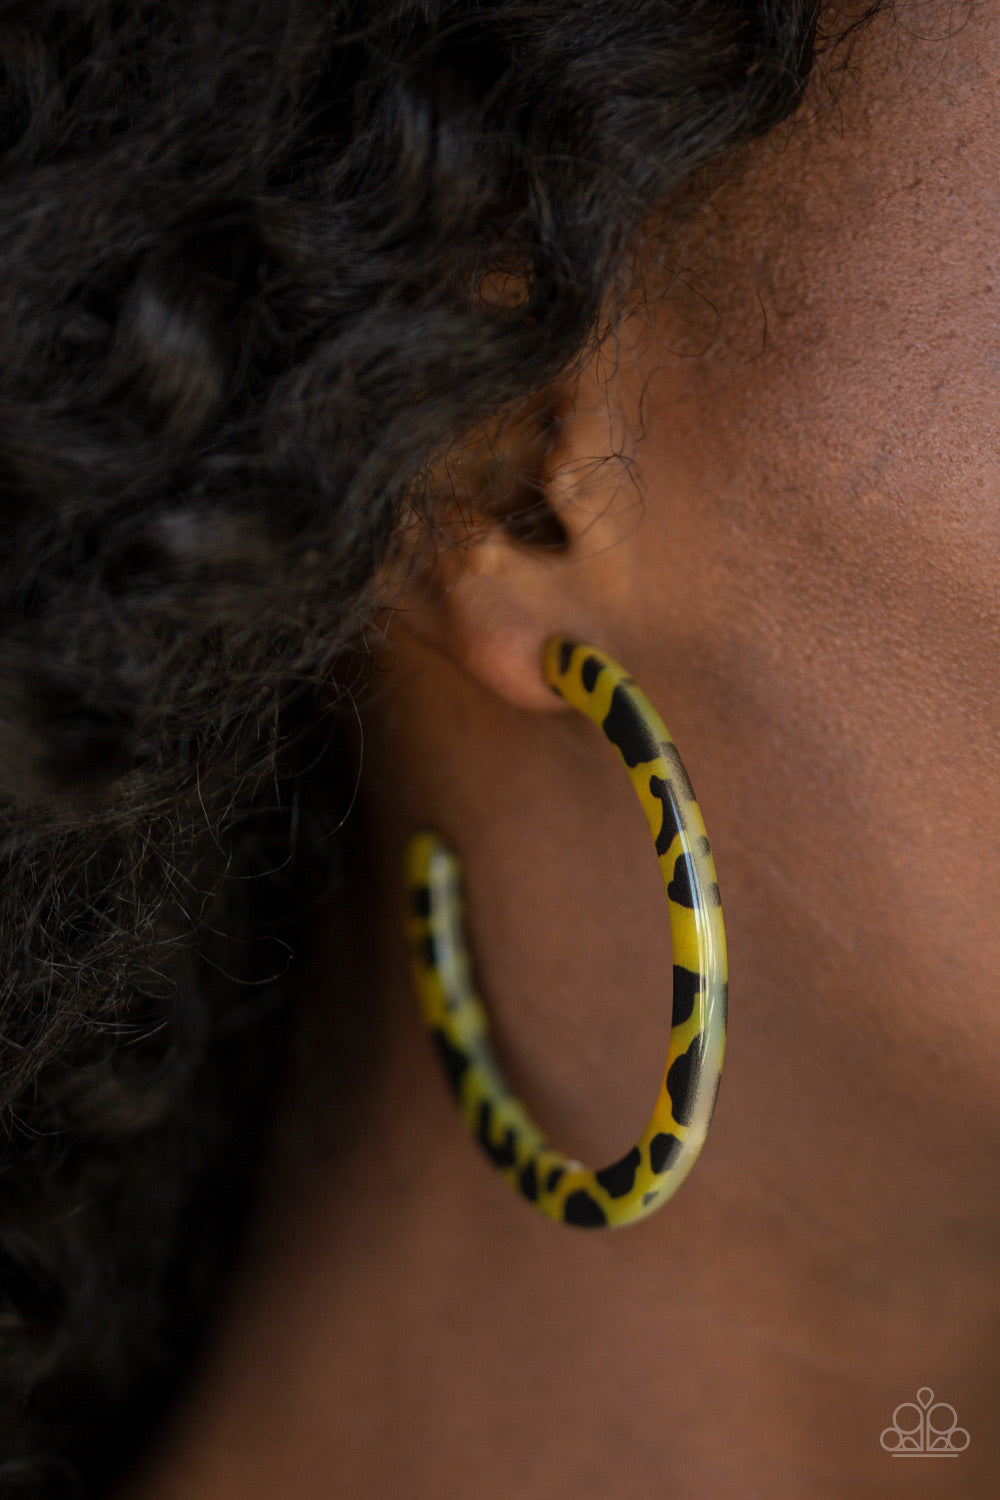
0,1,880,1492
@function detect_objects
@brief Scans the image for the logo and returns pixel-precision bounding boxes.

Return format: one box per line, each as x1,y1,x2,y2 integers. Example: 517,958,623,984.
880,1387,970,1456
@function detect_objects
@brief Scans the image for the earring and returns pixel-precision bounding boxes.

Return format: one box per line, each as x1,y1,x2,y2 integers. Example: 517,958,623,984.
405,636,727,1229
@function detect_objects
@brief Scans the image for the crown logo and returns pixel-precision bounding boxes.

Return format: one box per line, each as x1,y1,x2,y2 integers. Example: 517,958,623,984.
880,1387,970,1456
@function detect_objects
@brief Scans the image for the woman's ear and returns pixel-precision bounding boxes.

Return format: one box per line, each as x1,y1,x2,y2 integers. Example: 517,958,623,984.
386,374,643,713
388,392,587,712
396,515,574,712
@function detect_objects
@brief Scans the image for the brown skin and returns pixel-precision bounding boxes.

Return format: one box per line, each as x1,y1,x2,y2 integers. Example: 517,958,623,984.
132,5,1000,1497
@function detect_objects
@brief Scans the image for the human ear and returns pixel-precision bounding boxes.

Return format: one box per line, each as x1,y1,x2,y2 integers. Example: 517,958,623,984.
390,390,635,712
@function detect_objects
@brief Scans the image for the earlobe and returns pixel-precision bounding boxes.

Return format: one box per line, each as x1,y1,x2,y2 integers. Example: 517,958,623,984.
437,613,571,714
394,524,579,713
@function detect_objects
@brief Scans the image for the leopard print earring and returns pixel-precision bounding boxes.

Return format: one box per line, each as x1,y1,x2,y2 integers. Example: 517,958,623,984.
405,636,727,1229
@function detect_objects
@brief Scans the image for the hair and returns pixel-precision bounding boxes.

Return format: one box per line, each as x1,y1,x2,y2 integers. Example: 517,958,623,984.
0,1,881,1492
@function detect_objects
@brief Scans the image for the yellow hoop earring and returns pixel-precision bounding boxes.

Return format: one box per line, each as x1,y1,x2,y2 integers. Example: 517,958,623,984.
405,636,727,1228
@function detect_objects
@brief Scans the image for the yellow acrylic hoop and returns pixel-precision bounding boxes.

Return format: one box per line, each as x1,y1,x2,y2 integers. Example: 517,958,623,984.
405,636,727,1228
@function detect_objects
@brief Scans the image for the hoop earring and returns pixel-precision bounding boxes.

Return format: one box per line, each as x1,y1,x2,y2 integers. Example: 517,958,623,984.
405,636,727,1229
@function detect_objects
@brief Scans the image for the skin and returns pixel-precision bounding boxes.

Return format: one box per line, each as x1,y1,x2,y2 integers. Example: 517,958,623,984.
132,4,1000,1497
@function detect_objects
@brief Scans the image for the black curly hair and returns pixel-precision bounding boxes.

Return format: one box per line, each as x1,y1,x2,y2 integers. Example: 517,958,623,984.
0,2,882,1493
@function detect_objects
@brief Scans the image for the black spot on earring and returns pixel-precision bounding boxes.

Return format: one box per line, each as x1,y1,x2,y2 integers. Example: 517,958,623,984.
519,1161,539,1201
671,965,703,1027
421,932,439,970
649,1132,683,1173
648,773,680,855
476,1099,518,1168
595,1146,642,1199
411,885,432,919
581,654,602,693
557,639,576,675
602,685,659,768
431,1028,471,1098
667,852,698,908
666,1041,701,1128
659,741,696,802
563,1190,608,1228
545,1165,564,1194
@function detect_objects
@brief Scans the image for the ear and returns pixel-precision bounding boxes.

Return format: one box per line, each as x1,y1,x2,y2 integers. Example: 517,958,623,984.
389,386,642,713
396,519,574,713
